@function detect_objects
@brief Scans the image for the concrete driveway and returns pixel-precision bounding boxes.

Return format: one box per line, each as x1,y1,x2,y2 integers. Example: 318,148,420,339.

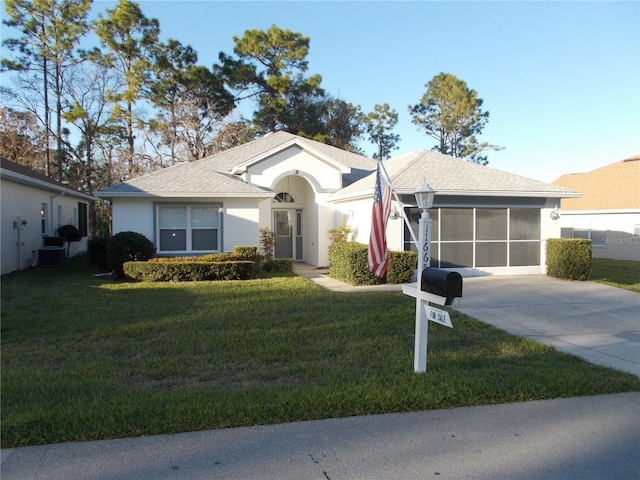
453,275,640,376
293,265,640,376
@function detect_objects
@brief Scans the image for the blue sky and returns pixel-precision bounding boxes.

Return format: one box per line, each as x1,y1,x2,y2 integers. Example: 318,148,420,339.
3,1,639,183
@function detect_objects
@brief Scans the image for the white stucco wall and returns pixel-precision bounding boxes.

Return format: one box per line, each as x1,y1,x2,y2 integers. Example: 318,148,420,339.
112,199,155,240
223,199,261,251
111,197,263,254
245,146,344,192
1,179,89,274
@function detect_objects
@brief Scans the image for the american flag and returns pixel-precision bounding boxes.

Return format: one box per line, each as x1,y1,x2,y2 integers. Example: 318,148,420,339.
368,162,393,277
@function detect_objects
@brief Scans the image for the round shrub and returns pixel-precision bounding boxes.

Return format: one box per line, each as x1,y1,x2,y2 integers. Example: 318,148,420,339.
57,224,82,243
107,231,156,277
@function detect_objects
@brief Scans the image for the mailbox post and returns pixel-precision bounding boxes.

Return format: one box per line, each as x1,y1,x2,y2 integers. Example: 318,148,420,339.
414,181,435,373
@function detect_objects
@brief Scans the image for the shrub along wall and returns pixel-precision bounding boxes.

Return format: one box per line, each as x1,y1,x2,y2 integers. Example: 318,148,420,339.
546,238,592,280
328,242,417,285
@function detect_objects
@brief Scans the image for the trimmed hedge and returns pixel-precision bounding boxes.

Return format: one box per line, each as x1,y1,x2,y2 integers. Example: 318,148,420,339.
261,259,294,274
387,250,418,284
233,245,258,260
546,238,592,280
328,242,417,285
123,260,255,282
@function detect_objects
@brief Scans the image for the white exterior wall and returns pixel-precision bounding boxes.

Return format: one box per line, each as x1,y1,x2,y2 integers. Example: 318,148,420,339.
560,210,640,261
245,147,343,191
112,197,263,254
1,179,89,274
112,199,155,240
223,199,261,251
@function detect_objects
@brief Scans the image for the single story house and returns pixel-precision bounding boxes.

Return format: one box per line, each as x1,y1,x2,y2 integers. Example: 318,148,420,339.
96,131,579,276
1,158,95,275
552,155,640,261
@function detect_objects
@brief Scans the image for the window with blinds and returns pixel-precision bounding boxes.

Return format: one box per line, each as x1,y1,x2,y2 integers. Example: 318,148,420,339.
157,205,220,253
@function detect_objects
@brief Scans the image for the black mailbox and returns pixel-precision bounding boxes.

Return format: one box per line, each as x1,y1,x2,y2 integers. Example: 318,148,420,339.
421,268,463,305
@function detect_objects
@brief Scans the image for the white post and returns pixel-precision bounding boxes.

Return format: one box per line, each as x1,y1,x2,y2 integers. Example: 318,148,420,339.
414,209,432,373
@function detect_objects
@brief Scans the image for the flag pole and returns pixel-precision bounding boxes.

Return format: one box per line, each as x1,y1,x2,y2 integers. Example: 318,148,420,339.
378,159,419,246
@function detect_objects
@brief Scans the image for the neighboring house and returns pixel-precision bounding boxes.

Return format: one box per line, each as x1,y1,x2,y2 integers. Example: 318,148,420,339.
552,155,640,261
1,158,95,275
96,131,579,276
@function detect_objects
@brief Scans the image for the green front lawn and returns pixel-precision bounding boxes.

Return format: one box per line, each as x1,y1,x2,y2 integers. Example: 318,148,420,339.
2,256,639,447
590,258,640,292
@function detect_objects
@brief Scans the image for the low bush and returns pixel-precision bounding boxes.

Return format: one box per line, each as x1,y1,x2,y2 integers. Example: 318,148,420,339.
149,253,242,263
233,245,258,260
107,232,156,277
329,241,382,285
123,260,255,282
261,259,293,274
387,250,418,283
328,242,416,285
546,238,592,280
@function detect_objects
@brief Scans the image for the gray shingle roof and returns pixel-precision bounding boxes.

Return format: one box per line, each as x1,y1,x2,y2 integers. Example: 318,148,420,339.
96,131,376,198
97,162,272,198
332,150,580,199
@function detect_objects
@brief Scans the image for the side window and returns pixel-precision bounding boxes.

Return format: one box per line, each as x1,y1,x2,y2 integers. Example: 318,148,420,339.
78,202,88,237
41,203,47,235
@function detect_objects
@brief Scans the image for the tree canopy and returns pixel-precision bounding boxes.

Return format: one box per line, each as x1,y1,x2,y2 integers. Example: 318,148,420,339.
409,72,501,165
2,1,505,239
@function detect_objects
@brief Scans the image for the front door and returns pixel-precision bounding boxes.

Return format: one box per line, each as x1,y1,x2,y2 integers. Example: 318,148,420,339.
274,209,303,260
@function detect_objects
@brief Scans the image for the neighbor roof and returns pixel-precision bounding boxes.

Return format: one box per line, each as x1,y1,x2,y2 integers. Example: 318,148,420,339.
552,155,640,210
96,131,376,199
331,150,581,200
1,157,96,201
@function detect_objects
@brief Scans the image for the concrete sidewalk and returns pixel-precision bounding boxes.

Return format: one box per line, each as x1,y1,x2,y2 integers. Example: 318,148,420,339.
2,392,639,479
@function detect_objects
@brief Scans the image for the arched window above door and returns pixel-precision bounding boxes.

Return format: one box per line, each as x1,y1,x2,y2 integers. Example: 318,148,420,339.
274,192,295,203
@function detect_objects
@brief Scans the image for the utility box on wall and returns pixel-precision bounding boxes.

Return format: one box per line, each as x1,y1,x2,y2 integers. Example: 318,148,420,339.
38,246,66,267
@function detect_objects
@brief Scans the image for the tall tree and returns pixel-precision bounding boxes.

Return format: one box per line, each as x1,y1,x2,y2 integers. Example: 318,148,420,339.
63,61,123,195
365,103,400,161
216,24,324,134
409,72,501,165
148,39,234,163
0,106,46,168
93,0,159,178
319,98,365,153
2,0,92,180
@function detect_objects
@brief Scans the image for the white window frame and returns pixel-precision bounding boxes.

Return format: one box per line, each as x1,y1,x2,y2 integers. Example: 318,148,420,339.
155,204,222,255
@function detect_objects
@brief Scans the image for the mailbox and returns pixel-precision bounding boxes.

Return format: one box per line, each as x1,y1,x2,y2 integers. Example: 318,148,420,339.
421,268,463,305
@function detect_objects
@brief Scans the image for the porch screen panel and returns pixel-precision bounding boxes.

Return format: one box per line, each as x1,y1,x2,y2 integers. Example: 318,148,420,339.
159,207,187,251
509,242,540,266
439,242,473,268
509,209,541,266
404,208,438,252
476,242,507,267
440,209,472,267
509,209,540,240
476,209,507,240
191,207,218,251
476,209,507,267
